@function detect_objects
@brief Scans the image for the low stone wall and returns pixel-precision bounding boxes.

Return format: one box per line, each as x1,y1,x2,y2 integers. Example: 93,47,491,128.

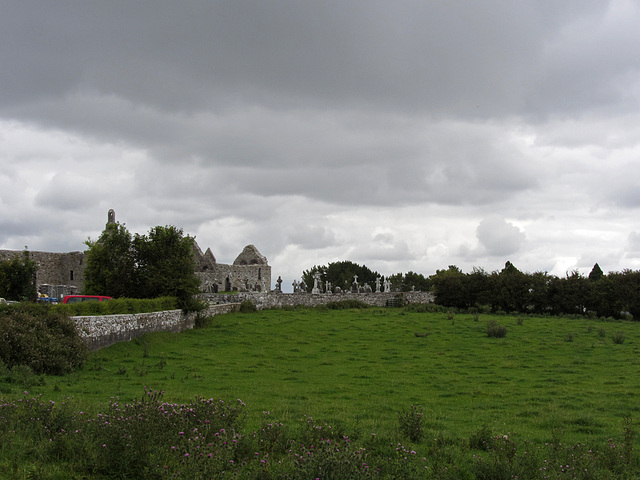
201,291,434,310
74,291,433,351
73,303,240,351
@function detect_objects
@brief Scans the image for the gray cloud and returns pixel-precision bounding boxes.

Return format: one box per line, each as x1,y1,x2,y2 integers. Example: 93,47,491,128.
1,1,629,121
2,1,640,289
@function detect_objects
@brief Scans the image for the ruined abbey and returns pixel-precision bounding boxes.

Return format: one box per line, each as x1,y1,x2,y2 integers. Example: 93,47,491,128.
0,210,271,299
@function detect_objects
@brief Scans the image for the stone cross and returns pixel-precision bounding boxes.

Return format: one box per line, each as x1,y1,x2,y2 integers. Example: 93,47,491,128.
312,272,321,294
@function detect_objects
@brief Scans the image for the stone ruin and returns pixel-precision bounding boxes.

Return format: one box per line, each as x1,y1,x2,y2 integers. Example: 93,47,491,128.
0,209,272,296
194,243,271,293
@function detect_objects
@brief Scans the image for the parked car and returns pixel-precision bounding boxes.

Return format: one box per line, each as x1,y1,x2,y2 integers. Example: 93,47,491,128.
37,297,59,304
62,295,112,304
0,298,7,305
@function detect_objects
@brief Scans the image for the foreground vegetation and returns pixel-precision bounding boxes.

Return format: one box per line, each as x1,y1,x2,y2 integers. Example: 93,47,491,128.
2,305,640,478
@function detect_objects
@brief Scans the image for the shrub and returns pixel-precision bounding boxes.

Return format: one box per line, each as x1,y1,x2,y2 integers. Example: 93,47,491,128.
398,404,424,442
180,296,208,314
598,326,607,338
486,319,508,338
0,305,88,375
469,424,493,450
194,314,213,329
53,296,179,316
325,299,370,309
612,331,625,344
82,390,247,478
404,302,443,313
239,299,258,313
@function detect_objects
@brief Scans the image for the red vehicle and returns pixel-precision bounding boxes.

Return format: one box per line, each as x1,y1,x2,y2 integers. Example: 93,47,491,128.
62,295,112,304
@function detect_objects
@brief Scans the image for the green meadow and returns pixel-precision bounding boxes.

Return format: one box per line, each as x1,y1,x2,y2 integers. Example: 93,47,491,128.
19,306,640,446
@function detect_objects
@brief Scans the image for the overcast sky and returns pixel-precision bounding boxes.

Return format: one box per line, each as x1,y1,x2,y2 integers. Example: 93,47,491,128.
2,1,640,291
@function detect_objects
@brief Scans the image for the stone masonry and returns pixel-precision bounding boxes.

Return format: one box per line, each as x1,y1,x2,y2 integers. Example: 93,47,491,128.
74,302,240,350
0,210,271,297
201,291,434,310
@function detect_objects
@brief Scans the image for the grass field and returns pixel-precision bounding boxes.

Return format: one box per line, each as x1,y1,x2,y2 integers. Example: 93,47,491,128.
16,306,640,447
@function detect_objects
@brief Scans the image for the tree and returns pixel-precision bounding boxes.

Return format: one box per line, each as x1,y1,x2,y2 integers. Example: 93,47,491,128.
0,250,38,301
430,265,469,309
588,263,604,282
527,271,552,314
133,226,201,307
387,271,431,292
547,271,589,316
302,261,380,292
491,262,530,313
610,269,640,320
84,223,201,308
83,222,137,298
465,267,492,308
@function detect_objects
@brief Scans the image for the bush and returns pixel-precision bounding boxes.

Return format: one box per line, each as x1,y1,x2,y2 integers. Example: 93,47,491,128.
486,319,508,338
53,296,179,316
239,299,257,313
404,302,443,313
325,299,370,309
0,305,88,375
612,331,625,344
398,404,424,442
469,425,493,450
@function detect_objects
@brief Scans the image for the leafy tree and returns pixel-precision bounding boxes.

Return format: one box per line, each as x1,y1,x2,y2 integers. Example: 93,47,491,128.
466,267,492,307
83,222,137,298
527,271,552,314
302,261,380,292
84,223,201,308
611,269,640,320
490,262,531,313
0,250,38,301
133,226,201,308
388,271,431,292
430,265,469,309
547,271,589,316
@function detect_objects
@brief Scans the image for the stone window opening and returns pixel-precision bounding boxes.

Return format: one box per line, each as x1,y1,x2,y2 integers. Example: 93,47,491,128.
258,268,262,280
70,270,74,281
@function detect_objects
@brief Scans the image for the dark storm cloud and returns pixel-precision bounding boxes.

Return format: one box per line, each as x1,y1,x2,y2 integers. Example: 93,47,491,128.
0,0,621,119
2,1,640,283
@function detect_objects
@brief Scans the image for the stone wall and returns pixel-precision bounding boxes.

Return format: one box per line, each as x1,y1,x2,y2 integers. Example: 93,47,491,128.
73,303,240,351
1,246,271,297
0,250,85,297
198,264,271,293
201,291,434,309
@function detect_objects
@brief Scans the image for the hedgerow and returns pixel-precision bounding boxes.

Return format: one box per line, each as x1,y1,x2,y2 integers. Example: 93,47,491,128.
52,296,178,316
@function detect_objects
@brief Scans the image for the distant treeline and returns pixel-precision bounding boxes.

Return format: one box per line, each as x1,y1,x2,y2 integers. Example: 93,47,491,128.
431,262,640,319
302,260,640,320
